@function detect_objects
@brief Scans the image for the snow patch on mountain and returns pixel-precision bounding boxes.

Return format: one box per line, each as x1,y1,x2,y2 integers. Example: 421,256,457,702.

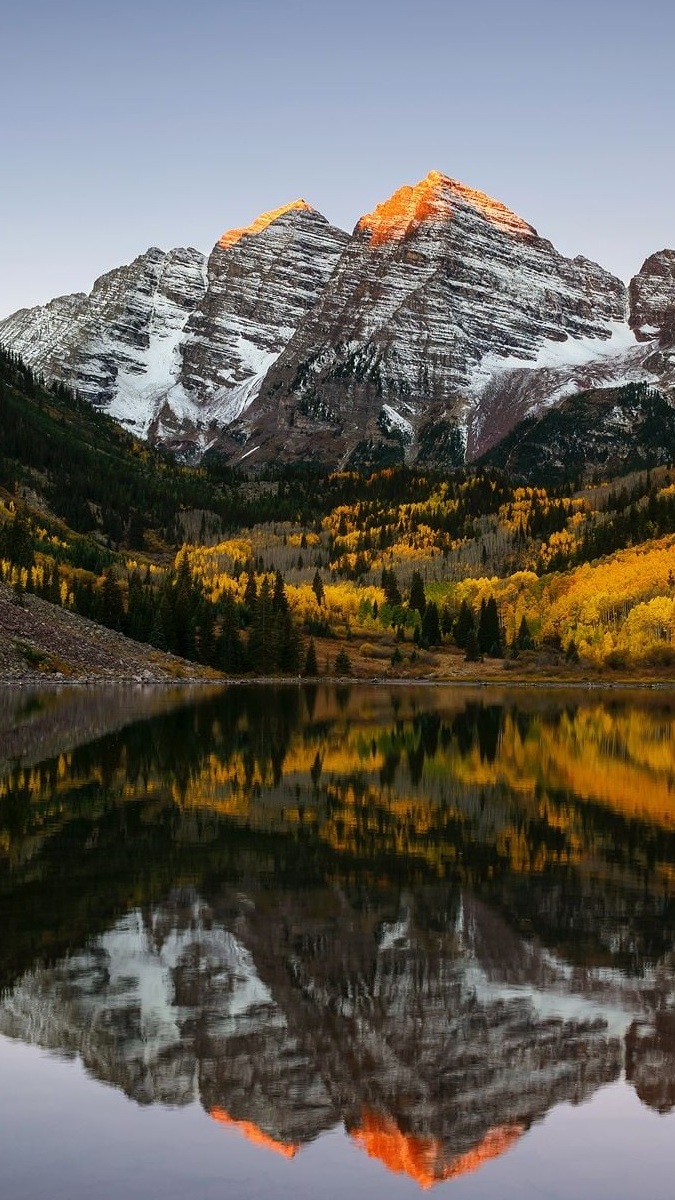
468,322,642,393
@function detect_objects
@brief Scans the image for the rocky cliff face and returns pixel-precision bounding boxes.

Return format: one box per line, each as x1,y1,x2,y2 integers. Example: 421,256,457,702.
225,172,643,467
2,172,673,468
627,250,675,398
630,250,675,343
152,202,349,454
0,247,207,438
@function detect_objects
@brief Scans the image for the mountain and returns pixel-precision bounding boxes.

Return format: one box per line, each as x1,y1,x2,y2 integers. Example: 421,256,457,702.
0,247,207,439
0,204,348,455
2,172,674,470
155,201,349,455
227,171,634,469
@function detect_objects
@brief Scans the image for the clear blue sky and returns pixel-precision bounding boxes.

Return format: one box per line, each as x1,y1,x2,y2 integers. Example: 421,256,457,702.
1,0,673,316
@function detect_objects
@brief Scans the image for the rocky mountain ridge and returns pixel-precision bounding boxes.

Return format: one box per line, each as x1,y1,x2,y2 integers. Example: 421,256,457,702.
2,172,674,469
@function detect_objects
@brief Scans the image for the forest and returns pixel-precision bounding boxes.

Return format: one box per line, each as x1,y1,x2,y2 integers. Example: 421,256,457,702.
1,346,675,677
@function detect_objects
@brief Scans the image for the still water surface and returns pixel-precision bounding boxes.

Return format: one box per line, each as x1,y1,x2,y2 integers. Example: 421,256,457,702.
1,683,675,1198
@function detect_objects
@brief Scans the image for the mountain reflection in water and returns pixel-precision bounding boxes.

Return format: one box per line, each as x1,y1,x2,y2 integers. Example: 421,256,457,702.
1,683,675,1191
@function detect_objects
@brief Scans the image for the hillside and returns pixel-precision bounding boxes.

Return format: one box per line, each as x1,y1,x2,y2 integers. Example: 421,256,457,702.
0,581,217,683
480,382,675,486
2,347,675,682
0,345,234,550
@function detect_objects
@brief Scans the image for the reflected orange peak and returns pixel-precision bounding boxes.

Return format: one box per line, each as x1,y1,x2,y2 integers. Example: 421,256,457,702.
357,171,534,246
352,1109,523,1189
210,1107,299,1158
219,199,314,248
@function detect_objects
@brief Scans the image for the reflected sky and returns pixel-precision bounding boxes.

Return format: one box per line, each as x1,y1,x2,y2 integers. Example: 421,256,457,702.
1,1037,674,1200
1,684,675,1197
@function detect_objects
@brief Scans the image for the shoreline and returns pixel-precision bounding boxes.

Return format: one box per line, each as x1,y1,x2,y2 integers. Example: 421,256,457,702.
1,673,675,692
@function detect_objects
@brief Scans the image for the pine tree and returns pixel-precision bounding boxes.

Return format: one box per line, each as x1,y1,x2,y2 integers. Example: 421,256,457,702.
312,569,325,606
218,594,243,673
197,601,217,665
248,576,273,672
303,638,318,677
99,569,125,630
243,569,258,619
272,570,289,614
6,506,34,569
334,647,352,676
421,600,441,647
453,600,475,648
409,570,426,616
381,567,401,607
477,597,503,657
516,615,534,650
464,628,482,662
277,608,301,674
149,609,168,651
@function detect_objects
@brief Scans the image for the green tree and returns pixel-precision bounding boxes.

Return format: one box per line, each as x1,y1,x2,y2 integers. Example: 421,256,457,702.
464,628,482,662
303,638,318,677
98,568,124,631
408,570,426,616
421,600,441,647
334,647,352,676
477,597,503,657
381,567,401,607
453,600,475,649
5,506,34,569
516,615,534,650
312,569,325,606
218,594,243,673
247,576,273,672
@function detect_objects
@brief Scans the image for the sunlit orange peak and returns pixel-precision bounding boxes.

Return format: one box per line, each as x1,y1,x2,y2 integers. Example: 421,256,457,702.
218,199,314,248
357,170,534,246
352,1109,524,1189
210,1108,299,1158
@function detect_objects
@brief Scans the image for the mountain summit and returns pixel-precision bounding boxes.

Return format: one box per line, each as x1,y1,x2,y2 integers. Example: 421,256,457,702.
357,170,536,245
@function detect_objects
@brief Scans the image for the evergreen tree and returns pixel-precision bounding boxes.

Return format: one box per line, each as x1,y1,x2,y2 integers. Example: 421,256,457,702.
272,570,289,614
408,570,426,616
125,570,152,642
334,647,352,676
477,597,503,657
421,600,441,647
149,608,168,651
312,569,325,606
453,600,475,649
98,569,125,630
303,639,318,677
248,576,273,672
381,567,402,607
243,569,258,620
440,604,455,636
464,628,482,662
516,615,534,650
4,506,34,569
170,555,199,659
277,608,301,674
218,594,243,673
197,601,217,666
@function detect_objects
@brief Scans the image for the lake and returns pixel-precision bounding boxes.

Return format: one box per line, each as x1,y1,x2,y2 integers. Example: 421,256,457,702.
1,682,675,1199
